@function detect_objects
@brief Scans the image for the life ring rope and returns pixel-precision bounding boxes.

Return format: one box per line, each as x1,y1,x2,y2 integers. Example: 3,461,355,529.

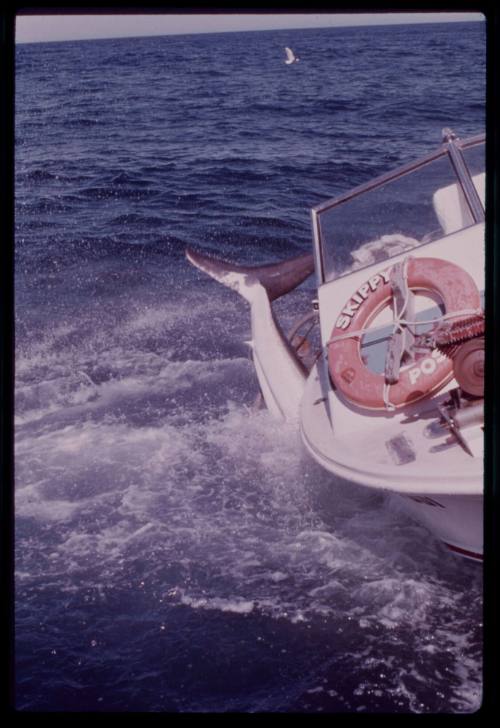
393,255,411,325
383,381,397,411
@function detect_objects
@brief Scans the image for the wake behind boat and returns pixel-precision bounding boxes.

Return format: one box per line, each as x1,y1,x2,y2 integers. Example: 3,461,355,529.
186,129,485,562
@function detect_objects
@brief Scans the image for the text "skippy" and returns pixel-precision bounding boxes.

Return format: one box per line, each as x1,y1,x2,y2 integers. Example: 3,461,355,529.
335,269,391,330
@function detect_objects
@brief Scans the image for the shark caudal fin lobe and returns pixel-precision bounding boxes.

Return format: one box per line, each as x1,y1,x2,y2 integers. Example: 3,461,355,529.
185,247,314,302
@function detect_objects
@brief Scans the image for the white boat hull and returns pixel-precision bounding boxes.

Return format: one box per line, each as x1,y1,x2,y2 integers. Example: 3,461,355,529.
393,493,483,561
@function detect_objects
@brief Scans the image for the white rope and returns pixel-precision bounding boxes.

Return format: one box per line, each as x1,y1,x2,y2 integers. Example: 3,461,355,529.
382,258,410,413
382,382,397,412
387,256,411,344
395,256,411,321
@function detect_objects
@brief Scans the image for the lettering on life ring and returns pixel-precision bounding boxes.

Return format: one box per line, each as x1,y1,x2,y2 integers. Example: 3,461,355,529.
335,269,392,331
408,349,449,385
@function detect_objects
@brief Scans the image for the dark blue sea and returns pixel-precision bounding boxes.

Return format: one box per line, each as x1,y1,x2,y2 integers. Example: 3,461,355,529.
15,21,486,713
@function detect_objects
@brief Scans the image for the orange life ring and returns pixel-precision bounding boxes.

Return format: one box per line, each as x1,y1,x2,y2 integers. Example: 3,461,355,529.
327,257,481,410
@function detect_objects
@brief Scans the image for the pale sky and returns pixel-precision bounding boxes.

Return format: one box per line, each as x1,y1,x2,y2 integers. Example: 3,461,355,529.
15,12,485,44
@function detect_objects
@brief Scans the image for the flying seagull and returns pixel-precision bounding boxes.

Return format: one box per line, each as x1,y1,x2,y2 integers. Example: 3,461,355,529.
284,47,299,64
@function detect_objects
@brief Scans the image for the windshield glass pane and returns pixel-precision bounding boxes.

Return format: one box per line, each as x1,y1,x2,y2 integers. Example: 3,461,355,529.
317,153,475,282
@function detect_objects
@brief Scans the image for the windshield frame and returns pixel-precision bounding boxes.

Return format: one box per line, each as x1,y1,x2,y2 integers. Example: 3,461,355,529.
311,133,485,285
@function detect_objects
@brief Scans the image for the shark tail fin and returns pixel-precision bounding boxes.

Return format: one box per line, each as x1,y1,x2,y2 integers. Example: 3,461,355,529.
185,247,314,302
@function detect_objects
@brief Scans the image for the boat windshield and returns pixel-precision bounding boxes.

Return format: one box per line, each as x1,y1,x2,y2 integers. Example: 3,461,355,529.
313,136,485,283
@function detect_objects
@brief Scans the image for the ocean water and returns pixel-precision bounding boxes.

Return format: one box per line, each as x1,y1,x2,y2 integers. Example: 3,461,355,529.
15,22,485,713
